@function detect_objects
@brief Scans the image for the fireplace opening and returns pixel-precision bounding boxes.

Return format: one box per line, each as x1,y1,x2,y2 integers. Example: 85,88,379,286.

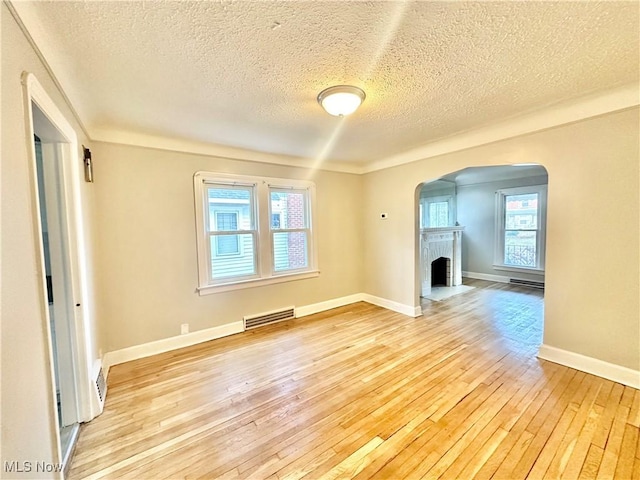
431,257,450,287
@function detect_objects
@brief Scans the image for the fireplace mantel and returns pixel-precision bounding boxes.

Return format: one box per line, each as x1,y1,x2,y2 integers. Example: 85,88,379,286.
420,226,464,297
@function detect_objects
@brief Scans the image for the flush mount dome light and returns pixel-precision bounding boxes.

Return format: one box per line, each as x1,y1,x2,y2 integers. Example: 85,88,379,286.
317,85,366,116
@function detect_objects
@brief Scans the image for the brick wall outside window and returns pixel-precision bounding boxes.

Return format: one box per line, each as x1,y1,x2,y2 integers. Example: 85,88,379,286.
286,193,306,268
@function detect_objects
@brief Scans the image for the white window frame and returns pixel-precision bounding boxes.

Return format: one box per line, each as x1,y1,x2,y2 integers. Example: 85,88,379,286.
194,172,319,294
494,184,547,273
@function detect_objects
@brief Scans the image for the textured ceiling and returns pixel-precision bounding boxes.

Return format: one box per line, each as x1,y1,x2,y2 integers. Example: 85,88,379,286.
15,1,640,167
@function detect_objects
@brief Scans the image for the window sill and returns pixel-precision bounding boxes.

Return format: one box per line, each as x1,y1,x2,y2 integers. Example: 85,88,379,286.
197,270,320,295
493,264,545,275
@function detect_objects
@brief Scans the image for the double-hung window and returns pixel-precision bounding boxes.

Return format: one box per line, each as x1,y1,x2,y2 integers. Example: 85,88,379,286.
494,185,547,272
194,172,318,293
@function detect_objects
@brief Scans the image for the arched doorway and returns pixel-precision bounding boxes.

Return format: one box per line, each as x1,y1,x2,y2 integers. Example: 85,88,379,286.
416,164,548,350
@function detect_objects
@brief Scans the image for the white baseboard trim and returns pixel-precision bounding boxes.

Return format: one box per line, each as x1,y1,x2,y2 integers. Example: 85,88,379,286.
103,292,423,376
103,321,244,373
361,294,422,318
463,271,511,283
538,344,640,389
295,294,364,318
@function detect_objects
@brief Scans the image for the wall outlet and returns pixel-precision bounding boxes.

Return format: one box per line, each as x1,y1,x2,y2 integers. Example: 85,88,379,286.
180,323,189,335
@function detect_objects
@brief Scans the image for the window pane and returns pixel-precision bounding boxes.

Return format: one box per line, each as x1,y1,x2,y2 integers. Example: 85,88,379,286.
273,231,308,272
216,212,237,231
270,190,307,229
504,230,537,267
505,193,538,230
428,201,449,227
210,233,255,279
215,234,239,256
207,186,253,231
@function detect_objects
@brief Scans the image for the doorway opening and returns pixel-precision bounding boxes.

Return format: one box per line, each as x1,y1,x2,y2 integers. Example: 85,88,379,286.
415,165,548,350
24,72,96,472
33,132,80,460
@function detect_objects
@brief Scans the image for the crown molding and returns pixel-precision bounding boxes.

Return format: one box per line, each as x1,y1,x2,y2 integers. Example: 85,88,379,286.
6,0,90,139
93,83,640,175
363,83,640,174
90,129,363,174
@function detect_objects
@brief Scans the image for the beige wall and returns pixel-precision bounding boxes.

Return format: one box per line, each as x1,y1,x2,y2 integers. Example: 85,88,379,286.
1,4,100,477
363,107,640,370
91,142,363,351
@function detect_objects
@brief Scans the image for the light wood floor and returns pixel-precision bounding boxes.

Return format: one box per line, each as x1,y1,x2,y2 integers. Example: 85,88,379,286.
68,280,640,479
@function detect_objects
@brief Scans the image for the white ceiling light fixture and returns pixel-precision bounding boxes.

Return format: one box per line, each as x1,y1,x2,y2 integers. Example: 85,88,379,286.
317,85,366,117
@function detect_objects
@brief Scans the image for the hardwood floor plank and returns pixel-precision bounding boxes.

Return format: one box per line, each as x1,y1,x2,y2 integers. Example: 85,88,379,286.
488,430,536,480
628,388,640,429
592,383,625,450
371,382,502,478
350,417,437,480
560,402,604,479
472,363,567,480
541,376,602,478
491,368,581,479
578,445,604,480
614,423,639,479
310,436,383,480
596,397,632,479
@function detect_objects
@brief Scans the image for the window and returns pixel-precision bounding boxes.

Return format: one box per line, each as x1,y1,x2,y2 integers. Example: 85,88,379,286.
420,195,454,228
495,185,547,272
194,172,318,293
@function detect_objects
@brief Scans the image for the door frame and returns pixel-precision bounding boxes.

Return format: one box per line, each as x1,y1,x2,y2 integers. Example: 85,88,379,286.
22,72,94,464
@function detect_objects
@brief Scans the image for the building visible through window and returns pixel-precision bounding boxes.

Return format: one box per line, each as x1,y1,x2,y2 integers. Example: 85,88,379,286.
270,190,309,272
214,212,240,256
